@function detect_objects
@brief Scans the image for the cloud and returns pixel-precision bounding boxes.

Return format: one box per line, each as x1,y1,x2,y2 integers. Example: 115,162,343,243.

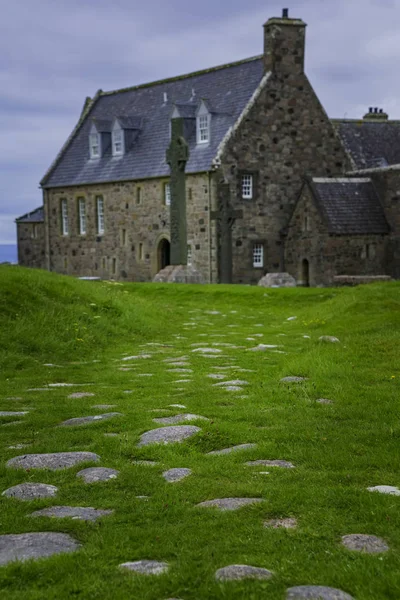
2,0,400,242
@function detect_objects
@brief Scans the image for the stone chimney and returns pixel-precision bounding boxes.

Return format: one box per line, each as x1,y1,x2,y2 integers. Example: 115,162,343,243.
362,107,389,121
263,8,307,74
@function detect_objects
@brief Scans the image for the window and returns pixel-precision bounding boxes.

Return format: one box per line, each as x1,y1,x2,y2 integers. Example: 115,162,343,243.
187,245,192,266
139,243,144,260
121,229,127,246
242,175,253,199
78,198,86,234
303,215,309,232
60,199,68,235
112,258,117,275
164,182,171,206
102,257,107,270
136,187,142,205
32,224,38,239
188,187,193,200
112,128,124,156
253,243,264,268
197,114,210,144
90,133,100,159
96,196,104,234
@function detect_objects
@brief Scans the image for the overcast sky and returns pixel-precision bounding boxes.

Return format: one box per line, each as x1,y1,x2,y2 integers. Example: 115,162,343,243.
1,0,400,244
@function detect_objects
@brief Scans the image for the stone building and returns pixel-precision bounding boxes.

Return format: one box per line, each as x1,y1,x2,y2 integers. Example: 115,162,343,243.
17,9,400,285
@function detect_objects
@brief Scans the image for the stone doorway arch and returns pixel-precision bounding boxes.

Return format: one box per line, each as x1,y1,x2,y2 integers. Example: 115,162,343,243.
300,258,310,287
157,238,171,271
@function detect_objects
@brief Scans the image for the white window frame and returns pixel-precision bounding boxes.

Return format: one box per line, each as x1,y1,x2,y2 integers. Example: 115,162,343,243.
96,196,105,235
187,244,192,266
61,199,69,235
197,114,210,144
164,182,171,206
78,198,86,235
89,132,101,159
112,127,124,156
242,174,253,199
253,243,264,268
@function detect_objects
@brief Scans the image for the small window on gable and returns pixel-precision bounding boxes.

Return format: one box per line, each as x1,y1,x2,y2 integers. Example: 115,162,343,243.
112,127,124,156
90,133,100,159
253,243,264,268
136,187,142,205
242,175,253,199
164,182,171,206
78,198,86,235
60,199,69,235
197,114,210,144
96,196,105,234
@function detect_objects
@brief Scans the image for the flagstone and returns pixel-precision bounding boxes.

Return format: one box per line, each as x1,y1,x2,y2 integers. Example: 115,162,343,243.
0,411,28,417
319,336,340,343
119,560,169,575
2,483,58,501
8,443,31,450
153,413,208,425
30,506,114,522
196,497,263,511
169,404,187,408
162,468,192,482
341,534,389,553
246,460,295,468
0,532,80,566
224,386,243,391
138,425,201,447
213,380,249,387
77,467,119,483
264,517,297,529
280,376,308,383
91,404,117,410
191,348,222,354
207,443,257,455
215,564,273,581
248,344,278,352
132,460,158,466
367,485,400,495
68,392,95,399
121,354,152,361
104,433,119,438
207,374,227,379
286,586,354,599
316,398,334,405
7,452,100,470
60,412,122,426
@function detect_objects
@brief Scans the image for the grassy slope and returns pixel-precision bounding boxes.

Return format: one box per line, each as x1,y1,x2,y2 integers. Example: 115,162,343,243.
0,266,400,599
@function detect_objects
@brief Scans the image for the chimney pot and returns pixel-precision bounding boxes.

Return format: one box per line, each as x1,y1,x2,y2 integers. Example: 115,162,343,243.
282,8,289,18
369,107,373,113
379,108,383,113
374,107,378,113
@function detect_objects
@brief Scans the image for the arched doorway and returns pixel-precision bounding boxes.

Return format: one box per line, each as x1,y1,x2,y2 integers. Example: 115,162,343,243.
158,238,170,271
301,258,310,287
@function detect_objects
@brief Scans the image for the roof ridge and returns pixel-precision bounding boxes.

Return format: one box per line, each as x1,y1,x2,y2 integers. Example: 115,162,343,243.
331,118,400,124
101,55,263,96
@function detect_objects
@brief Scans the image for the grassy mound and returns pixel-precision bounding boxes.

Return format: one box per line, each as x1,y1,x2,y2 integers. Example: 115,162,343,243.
0,268,400,599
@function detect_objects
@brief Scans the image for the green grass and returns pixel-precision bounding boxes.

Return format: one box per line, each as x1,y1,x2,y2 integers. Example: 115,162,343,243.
0,265,400,599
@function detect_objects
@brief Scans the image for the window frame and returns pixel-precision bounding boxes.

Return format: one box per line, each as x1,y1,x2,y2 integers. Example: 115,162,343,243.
60,199,69,236
164,182,171,206
112,127,124,157
197,113,210,144
187,244,192,266
238,170,258,201
89,132,101,159
78,197,87,235
241,174,253,200
96,196,105,235
252,243,264,268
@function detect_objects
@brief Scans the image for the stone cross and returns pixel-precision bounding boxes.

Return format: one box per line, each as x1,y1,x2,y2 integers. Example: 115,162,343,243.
166,118,190,265
211,183,243,284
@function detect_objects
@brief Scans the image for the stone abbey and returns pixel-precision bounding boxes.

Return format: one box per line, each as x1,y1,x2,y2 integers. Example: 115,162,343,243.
17,9,400,286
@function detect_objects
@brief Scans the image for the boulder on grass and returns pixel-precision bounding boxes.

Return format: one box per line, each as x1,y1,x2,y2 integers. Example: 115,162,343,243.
258,273,296,288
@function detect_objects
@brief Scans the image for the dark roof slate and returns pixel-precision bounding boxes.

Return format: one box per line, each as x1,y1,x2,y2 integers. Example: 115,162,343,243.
42,56,264,188
333,120,400,169
310,177,390,235
16,206,44,223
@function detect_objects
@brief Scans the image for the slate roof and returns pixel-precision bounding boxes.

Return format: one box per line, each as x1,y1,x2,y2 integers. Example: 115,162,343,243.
16,206,44,223
41,56,264,188
310,177,390,235
333,120,400,170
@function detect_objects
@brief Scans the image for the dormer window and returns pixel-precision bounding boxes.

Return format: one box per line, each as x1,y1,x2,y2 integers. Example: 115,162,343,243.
89,133,100,159
197,114,210,144
112,127,124,156
196,100,211,145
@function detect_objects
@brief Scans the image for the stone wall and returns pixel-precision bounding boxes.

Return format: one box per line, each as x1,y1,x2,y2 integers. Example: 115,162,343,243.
368,169,400,278
17,222,46,269
285,185,388,286
218,70,351,285
44,173,216,282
